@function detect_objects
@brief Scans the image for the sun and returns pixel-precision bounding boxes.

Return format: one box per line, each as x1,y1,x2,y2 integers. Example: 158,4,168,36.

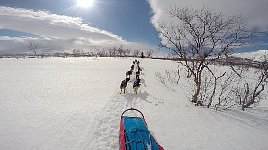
76,0,94,8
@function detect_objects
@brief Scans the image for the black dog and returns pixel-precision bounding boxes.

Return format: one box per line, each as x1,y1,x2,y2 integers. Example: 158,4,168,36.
131,65,134,71
120,78,130,94
133,79,141,94
136,70,140,79
137,66,142,72
126,70,132,78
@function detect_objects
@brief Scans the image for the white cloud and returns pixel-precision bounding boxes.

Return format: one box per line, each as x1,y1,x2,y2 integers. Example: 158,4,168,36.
0,6,123,41
0,6,155,54
147,0,268,30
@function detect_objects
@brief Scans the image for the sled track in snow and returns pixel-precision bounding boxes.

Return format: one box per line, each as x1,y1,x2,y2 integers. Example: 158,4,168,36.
83,91,143,149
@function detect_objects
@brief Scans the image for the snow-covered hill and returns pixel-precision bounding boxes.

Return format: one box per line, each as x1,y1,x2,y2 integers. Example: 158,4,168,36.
232,50,268,61
0,57,268,150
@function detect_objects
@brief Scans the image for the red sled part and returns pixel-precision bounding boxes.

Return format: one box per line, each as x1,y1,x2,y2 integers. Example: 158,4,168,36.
119,117,126,150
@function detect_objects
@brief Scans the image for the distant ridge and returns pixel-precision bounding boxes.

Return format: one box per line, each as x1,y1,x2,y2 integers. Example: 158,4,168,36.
233,50,268,61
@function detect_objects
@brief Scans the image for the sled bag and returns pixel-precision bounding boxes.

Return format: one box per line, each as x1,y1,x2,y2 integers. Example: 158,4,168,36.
119,116,164,150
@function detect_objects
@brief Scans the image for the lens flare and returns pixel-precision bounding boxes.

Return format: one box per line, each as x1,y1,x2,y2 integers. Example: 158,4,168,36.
76,0,93,8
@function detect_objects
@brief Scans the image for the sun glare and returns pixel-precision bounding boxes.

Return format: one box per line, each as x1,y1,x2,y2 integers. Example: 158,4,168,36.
76,0,93,8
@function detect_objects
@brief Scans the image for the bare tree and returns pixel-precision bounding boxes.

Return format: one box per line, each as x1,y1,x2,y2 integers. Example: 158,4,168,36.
29,42,38,55
108,47,117,57
97,49,109,57
156,7,252,104
213,58,268,111
240,58,268,110
125,49,131,57
108,46,129,57
155,68,180,86
146,49,154,58
214,71,237,110
72,49,83,57
201,67,226,108
133,50,140,57
117,46,126,57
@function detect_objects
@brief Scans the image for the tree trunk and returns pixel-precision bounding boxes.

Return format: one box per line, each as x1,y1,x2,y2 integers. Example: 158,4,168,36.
207,78,217,108
192,81,201,103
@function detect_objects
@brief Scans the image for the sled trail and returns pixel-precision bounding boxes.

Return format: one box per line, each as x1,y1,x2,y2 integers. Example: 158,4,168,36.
83,88,144,149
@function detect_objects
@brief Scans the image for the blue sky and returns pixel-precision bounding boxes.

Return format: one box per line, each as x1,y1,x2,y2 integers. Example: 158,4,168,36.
0,0,160,53
0,0,268,54
0,0,158,45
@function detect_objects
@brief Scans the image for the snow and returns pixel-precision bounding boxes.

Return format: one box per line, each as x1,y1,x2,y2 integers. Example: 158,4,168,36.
0,57,268,150
232,50,268,61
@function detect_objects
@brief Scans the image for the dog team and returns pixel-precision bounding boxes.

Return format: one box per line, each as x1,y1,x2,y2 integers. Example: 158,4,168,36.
120,60,142,94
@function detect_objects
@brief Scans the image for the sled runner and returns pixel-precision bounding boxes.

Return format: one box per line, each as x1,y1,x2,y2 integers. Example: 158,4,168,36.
119,108,164,150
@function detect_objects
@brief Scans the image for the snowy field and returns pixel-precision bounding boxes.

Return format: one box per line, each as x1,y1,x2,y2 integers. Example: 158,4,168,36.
0,57,268,150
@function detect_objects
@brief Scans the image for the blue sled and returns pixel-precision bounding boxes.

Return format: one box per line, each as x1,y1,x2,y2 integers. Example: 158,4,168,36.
119,108,164,150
